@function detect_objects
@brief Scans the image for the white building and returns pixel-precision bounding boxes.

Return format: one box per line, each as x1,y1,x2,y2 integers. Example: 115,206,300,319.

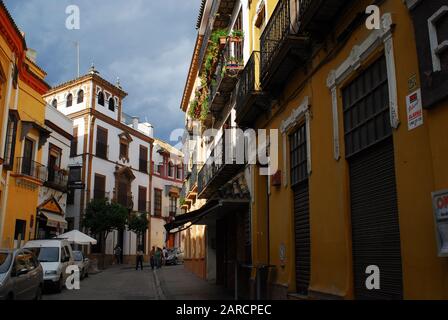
43,66,154,263
36,104,73,239
151,138,184,250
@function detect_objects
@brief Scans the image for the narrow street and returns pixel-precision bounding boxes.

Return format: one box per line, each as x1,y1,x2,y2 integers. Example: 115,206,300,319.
43,265,232,301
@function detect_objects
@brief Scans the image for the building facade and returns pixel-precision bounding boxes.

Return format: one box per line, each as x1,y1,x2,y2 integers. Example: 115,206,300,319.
36,104,73,240
43,67,154,263
151,138,183,250
175,0,448,300
0,1,52,249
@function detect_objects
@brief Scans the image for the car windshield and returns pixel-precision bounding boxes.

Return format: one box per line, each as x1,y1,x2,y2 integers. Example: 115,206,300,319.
28,247,59,263
73,251,83,261
0,253,12,273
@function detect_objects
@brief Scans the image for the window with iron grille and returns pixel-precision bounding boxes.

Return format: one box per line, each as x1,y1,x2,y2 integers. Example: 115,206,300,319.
138,186,147,213
154,189,162,217
290,123,308,186
139,145,148,173
342,56,391,158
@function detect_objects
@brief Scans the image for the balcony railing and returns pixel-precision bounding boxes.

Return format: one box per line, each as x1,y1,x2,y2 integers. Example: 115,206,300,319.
209,37,244,114
16,157,47,182
46,169,69,191
260,0,292,82
197,129,245,199
236,51,260,113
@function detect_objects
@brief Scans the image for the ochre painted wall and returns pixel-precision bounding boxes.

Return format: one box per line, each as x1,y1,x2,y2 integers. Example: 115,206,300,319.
251,0,448,299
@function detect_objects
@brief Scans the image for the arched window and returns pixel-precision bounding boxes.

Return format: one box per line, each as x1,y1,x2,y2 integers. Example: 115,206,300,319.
98,92,104,106
77,90,84,104
66,94,73,108
51,99,58,108
108,97,115,111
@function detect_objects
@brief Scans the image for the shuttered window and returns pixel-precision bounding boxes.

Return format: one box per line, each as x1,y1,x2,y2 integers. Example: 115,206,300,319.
94,174,106,200
154,189,162,217
138,186,147,213
96,127,108,159
139,145,148,173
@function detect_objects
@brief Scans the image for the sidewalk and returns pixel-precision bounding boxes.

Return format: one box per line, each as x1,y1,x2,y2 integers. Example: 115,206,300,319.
155,265,233,300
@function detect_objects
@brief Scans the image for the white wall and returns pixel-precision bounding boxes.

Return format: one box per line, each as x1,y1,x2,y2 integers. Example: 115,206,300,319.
38,105,73,233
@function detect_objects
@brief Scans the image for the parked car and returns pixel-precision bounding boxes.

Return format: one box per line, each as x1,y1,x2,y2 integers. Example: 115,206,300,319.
165,248,184,265
24,239,74,292
0,249,43,300
73,251,89,280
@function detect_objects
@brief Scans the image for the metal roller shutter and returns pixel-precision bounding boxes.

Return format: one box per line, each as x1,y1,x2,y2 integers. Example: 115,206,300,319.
349,138,403,299
293,182,310,296
343,56,403,300
291,123,311,295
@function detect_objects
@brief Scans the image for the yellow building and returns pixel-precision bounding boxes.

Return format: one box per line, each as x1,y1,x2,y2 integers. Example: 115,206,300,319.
0,1,50,248
235,0,448,299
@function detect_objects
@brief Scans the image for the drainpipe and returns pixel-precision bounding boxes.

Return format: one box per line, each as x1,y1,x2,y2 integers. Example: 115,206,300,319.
0,172,11,247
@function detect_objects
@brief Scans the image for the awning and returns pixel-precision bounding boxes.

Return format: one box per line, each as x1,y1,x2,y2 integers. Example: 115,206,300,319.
165,199,249,233
41,211,68,229
57,230,97,245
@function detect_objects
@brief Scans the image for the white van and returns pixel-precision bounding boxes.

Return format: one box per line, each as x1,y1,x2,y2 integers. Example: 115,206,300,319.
23,239,74,292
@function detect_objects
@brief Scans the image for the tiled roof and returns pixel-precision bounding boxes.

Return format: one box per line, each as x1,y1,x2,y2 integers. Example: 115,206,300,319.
0,0,27,49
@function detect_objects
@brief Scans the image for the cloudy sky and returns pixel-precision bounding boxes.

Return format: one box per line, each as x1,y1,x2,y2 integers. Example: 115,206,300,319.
4,0,199,143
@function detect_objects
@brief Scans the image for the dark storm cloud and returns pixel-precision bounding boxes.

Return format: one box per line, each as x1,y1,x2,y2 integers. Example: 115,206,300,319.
4,0,199,142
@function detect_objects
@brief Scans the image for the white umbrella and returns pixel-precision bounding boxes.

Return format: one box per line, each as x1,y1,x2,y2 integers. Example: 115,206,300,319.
56,230,97,245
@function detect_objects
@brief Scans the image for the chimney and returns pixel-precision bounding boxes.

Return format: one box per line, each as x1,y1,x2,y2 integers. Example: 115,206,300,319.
132,117,139,130
148,123,154,138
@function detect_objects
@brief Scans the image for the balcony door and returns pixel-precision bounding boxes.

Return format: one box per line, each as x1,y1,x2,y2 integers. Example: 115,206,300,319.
22,138,34,176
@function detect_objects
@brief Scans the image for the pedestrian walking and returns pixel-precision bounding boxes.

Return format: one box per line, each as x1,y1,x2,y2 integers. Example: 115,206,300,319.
136,246,144,271
162,247,168,266
150,246,156,270
114,245,122,265
155,247,162,269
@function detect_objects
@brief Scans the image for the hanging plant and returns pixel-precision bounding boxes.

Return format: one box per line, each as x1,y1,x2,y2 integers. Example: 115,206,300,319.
200,96,210,122
188,98,201,120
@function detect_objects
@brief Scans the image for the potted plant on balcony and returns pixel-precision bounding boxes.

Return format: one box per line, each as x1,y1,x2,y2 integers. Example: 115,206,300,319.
188,98,201,120
231,30,244,42
211,29,229,49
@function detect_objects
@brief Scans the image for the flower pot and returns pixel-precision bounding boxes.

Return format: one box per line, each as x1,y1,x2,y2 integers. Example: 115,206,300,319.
219,37,227,48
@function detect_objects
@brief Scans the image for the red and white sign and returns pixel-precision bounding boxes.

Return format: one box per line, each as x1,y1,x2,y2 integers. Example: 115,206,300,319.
406,89,424,131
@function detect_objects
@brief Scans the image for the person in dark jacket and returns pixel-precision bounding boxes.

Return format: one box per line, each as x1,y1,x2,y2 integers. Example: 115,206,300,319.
136,246,144,271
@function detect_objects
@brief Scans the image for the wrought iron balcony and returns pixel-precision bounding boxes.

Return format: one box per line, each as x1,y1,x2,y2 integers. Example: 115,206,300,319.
197,129,245,199
260,0,310,93
182,164,198,202
15,157,47,182
208,37,244,115
235,51,269,127
45,168,69,192
297,0,353,37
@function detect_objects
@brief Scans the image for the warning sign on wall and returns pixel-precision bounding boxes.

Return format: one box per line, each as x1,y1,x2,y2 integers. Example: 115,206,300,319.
406,89,424,131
